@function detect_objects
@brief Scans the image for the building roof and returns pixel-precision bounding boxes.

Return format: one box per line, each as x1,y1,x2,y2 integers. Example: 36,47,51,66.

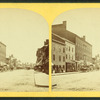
52,24,92,46
52,28,75,42
0,41,6,46
75,34,92,46
52,39,65,46
53,32,75,45
52,33,65,44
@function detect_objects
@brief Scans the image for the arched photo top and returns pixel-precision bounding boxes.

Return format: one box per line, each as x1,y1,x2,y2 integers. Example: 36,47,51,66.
52,8,100,58
0,8,49,63
52,8,100,91
0,8,49,92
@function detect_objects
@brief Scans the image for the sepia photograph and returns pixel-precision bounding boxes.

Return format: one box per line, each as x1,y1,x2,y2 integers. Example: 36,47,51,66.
0,8,49,92
52,8,100,91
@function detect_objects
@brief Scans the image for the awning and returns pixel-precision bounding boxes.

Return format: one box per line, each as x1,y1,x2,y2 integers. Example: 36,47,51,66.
66,60,75,63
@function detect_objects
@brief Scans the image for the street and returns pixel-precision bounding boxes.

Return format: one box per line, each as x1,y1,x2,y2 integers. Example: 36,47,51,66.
0,69,48,92
52,70,100,91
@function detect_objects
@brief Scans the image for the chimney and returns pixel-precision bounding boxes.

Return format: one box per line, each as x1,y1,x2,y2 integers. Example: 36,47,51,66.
63,21,67,30
83,36,86,41
63,21,66,26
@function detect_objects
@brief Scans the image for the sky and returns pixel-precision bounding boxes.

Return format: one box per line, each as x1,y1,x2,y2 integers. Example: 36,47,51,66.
53,8,100,57
0,8,49,63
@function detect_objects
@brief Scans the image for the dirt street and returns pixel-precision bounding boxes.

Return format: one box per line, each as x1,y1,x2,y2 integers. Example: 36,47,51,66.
52,70,100,91
0,69,48,92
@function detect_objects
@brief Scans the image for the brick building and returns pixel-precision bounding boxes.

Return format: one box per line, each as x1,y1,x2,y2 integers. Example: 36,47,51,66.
65,39,75,61
52,21,92,63
65,38,76,72
0,42,6,65
52,32,76,72
52,33,66,73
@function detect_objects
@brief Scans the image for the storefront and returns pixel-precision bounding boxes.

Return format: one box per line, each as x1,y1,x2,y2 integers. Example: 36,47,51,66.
66,60,77,72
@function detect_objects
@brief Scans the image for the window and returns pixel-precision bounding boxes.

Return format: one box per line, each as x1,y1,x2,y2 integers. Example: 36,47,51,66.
53,54,55,61
72,48,73,52
63,48,65,53
63,56,65,62
69,55,70,59
66,54,67,59
59,56,61,61
63,65,65,68
69,46,70,51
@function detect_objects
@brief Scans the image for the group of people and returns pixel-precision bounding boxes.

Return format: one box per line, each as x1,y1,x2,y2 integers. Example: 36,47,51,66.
52,63,77,73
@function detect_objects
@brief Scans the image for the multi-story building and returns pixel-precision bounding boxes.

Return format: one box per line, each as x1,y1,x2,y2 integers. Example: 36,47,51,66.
92,54,100,70
52,33,66,72
65,39,75,61
65,39,76,71
75,36,92,63
52,33,76,72
52,21,92,63
0,42,6,65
